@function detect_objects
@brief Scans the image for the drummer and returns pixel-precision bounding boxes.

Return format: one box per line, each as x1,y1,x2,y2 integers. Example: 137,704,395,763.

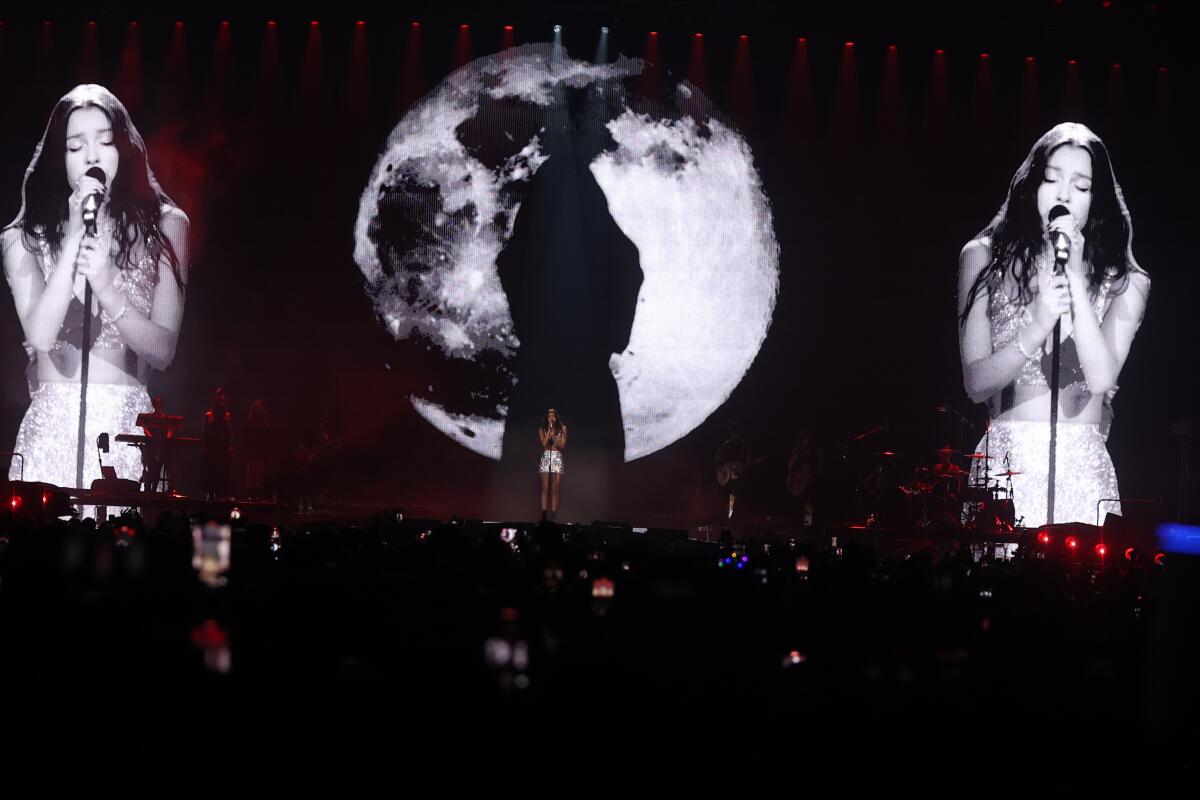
932,446,966,495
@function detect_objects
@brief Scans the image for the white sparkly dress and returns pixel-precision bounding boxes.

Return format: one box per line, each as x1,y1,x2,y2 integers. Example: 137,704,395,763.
6,227,156,490
970,270,1124,528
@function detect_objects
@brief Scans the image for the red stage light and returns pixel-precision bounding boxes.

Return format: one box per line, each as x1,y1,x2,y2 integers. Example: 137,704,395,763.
357,21,365,27
935,48,945,55
1065,536,1079,550
1125,547,1137,561
1026,55,1035,63
980,53,989,59
411,21,420,28
1154,552,1166,566
695,32,703,39
650,31,658,37
739,34,748,40
267,20,276,27
888,44,897,51
461,23,469,30
1038,531,1051,545
310,21,319,27
9,496,20,510
797,37,807,43
1095,543,1107,558
504,25,514,31
175,21,183,28
845,41,854,48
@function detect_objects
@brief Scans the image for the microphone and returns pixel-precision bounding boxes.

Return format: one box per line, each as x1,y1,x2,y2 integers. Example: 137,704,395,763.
1047,204,1071,275
81,166,107,237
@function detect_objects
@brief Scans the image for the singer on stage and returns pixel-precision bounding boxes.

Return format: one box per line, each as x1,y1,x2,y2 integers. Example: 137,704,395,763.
3,85,188,492
957,122,1149,527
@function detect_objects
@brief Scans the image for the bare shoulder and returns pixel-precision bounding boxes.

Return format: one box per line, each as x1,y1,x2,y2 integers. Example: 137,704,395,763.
1,225,29,256
160,204,190,234
1,226,36,276
958,236,991,280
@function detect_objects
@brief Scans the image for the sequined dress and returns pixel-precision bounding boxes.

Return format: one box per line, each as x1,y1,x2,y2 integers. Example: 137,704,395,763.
970,267,1122,527
6,226,156,490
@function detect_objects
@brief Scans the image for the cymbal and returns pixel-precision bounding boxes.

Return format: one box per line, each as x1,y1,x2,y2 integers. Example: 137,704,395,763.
934,446,962,454
994,469,1023,477
964,453,993,460
874,450,900,457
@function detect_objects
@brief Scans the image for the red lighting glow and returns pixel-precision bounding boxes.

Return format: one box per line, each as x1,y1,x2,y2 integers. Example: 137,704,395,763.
1113,63,1120,70
411,21,420,28
935,48,945,55
887,44,897,51
1095,543,1107,558
504,25,514,31
268,20,276,27
1026,55,1035,63
175,21,183,28
357,21,365,27
461,23,469,30
695,32,703,39
739,34,748,40
1154,552,1167,566
650,31,658,37
844,41,854,48
1068,58,1077,65
9,496,19,510
310,21,319,27
1038,531,1052,545
980,53,989,59
797,37,807,43
1065,536,1079,550
1125,547,1137,561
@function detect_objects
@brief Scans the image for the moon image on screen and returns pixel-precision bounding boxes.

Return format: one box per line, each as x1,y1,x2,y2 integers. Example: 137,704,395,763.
354,43,779,461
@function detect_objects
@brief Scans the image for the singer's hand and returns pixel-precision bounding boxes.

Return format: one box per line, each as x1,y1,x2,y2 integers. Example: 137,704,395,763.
1047,212,1086,279
1033,264,1071,334
65,174,107,241
75,233,117,296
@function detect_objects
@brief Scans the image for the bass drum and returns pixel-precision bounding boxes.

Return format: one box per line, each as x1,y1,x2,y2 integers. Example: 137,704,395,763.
876,485,921,530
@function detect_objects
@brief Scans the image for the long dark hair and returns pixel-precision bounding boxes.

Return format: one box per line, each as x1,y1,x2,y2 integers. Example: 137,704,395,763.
959,122,1140,325
539,410,564,435
5,84,183,287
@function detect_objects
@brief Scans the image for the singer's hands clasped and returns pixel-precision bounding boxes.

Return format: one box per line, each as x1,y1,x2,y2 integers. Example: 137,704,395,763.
1047,211,1086,278
1033,265,1072,334
74,232,116,295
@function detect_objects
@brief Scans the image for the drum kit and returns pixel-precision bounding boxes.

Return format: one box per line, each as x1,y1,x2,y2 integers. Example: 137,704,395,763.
865,447,1019,532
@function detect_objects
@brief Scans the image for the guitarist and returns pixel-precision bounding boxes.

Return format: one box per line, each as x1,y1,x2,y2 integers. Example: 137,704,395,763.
715,423,764,520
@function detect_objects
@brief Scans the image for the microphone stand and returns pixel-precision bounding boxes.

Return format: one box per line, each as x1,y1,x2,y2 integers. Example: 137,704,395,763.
75,232,95,491
1046,254,1067,525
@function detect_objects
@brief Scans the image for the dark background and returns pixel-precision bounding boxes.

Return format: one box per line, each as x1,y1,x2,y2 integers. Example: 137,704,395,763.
0,1,1192,523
